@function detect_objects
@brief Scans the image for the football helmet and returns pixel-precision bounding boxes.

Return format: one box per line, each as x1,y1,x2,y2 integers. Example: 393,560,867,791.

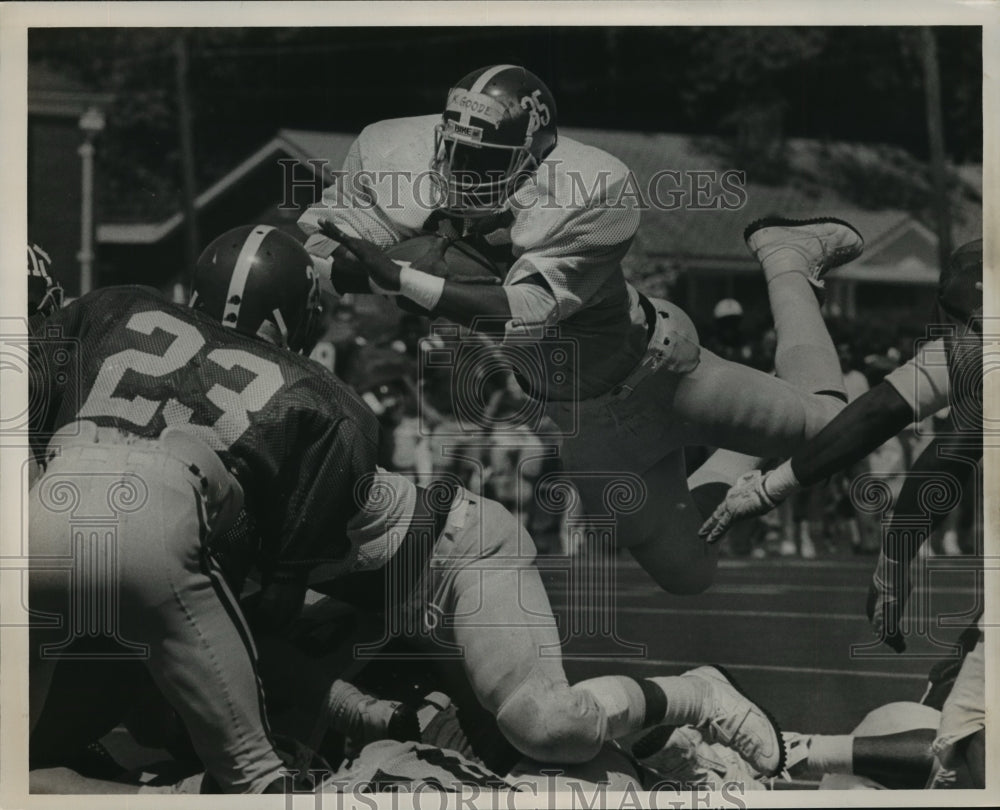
937,238,983,333
191,225,323,354
431,65,558,218
27,242,64,317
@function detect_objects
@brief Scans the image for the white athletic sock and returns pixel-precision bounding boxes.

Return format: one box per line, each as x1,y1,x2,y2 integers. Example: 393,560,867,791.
768,277,845,397
806,734,854,774
757,245,814,286
647,675,711,727
574,676,647,739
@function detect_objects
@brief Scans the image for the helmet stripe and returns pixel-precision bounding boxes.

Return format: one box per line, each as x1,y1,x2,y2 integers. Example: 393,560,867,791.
222,225,274,329
460,64,519,125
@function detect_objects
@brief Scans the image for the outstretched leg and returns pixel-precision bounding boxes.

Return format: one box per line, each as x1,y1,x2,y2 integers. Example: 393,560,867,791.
686,218,864,507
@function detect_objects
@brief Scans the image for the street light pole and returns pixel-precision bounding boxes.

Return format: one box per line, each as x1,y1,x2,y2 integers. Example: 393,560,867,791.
77,106,105,296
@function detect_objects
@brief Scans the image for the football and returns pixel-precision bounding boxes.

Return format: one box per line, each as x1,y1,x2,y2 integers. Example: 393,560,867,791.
385,234,504,285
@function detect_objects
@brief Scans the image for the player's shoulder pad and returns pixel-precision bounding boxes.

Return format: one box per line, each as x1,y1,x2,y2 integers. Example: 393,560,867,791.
357,114,440,169
539,135,635,205
273,350,381,430
509,135,641,254
84,283,167,305
69,284,168,321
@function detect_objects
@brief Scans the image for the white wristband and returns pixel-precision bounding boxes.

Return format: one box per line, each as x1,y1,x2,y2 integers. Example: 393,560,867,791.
311,254,334,284
399,266,445,311
763,460,801,501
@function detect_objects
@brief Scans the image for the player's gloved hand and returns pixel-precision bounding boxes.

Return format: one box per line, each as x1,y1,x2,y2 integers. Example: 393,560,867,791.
699,470,777,544
865,553,909,653
318,219,402,293
699,461,801,543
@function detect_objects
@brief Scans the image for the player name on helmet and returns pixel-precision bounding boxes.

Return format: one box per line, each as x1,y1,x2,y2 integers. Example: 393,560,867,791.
446,89,506,126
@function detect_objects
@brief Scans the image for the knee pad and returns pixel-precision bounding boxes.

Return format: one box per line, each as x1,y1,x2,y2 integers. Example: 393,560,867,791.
496,672,604,764
476,496,536,560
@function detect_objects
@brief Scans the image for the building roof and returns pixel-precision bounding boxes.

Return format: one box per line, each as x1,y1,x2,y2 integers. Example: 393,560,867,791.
561,128,981,274
97,125,982,287
28,63,114,117
97,129,355,244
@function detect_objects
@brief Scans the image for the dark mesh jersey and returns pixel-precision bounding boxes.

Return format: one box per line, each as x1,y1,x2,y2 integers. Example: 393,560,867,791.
30,285,381,574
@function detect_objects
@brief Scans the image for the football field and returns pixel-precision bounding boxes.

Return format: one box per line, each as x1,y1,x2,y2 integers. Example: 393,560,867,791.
544,553,980,738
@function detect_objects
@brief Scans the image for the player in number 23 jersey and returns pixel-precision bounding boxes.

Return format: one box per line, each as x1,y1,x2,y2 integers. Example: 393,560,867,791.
29,239,381,581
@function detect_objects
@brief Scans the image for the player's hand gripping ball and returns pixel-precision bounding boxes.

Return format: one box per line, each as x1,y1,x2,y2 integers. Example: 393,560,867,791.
385,233,503,315
319,220,502,315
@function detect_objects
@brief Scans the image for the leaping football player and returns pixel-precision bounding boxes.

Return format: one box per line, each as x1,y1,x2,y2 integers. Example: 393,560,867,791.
298,64,868,597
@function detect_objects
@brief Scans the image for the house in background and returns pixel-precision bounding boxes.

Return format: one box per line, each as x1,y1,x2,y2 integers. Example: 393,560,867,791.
28,65,112,298
90,127,981,336
95,130,356,292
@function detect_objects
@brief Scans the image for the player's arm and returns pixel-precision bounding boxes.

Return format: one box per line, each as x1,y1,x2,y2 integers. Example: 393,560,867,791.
298,136,413,295
317,220,521,335
700,381,914,543
256,398,383,629
701,341,953,542
785,381,915,487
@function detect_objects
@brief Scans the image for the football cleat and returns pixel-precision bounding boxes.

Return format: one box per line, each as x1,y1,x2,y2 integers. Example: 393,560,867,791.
680,666,786,777
322,679,420,750
778,731,813,779
744,217,864,289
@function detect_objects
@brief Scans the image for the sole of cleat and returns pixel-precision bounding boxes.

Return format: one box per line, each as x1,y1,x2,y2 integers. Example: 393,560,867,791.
710,665,787,777
742,216,864,247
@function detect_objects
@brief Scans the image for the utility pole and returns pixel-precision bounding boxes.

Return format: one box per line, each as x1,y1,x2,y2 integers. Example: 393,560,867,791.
918,27,952,271
175,34,199,300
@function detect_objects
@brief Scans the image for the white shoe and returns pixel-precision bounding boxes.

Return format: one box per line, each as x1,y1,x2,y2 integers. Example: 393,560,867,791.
680,666,786,777
321,680,419,750
744,217,864,289
779,539,797,557
779,731,815,779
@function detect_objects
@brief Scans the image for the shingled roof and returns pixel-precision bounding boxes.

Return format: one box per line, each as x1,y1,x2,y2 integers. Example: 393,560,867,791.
97,125,982,286
560,127,982,271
